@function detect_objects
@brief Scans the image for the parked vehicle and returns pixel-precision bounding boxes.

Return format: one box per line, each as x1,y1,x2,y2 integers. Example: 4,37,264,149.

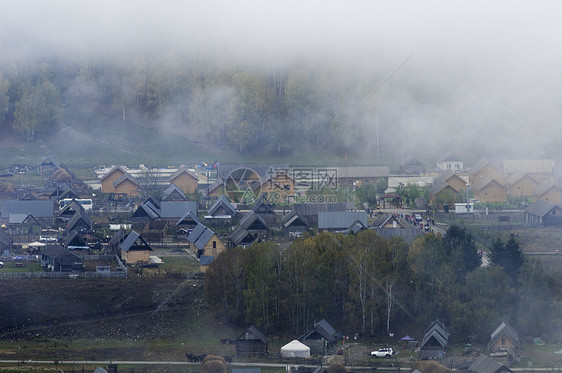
371,347,395,358
40,235,57,243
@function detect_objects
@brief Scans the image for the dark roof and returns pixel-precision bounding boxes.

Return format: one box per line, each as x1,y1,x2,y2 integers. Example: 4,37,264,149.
299,319,337,344
525,199,558,217
371,214,405,229
194,227,217,250
162,184,187,201
143,196,161,210
8,213,47,227
208,195,236,216
0,229,12,247
400,156,424,167
63,231,88,248
176,209,200,226
469,354,513,373
109,229,127,246
120,231,152,252
421,319,450,349
429,180,453,195
229,212,267,246
347,219,367,234
293,203,350,217
252,195,275,214
59,201,86,216
236,325,268,344
131,203,160,220
281,210,309,228
169,166,199,182
160,201,198,218
66,210,93,231
187,223,207,244
318,211,368,230
1,200,54,219
204,180,225,196
43,245,80,260
199,255,214,266
488,321,520,350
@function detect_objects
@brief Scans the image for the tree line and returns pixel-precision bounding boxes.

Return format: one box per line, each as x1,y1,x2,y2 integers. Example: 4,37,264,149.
205,227,560,342
0,53,415,159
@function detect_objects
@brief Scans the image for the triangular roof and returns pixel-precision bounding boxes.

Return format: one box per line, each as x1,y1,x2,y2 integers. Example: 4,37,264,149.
507,172,539,186
318,211,368,230
39,156,60,168
429,180,455,195
281,210,309,228
161,184,187,201
193,227,218,250
66,210,93,232
187,223,207,244
371,213,405,229
131,203,160,221
502,159,555,176
120,231,152,252
469,354,513,373
469,159,503,177
252,195,275,215
488,321,521,350
525,199,558,217
440,154,462,162
43,245,81,260
8,213,47,227
100,166,128,182
59,200,86,216
176,209,200,227
474,176,505,191
160,201,198,218
533,179,561,197
299,319,337,344
421,319,450,349
401,156,424,167
229,212,268,246
109,229,127,246
236,325,268,343
143,196,161,210
208,195,236,216
63,231,88,249
204,179,225,196
113,173,139,188
1,200,54,219
168,166,199,182
347,219,367,235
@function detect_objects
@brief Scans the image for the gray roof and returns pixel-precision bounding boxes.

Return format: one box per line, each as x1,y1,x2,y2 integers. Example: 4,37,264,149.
162,184,187,201
293,203,350,217
66,210,93,231
299,319,337,344
160,201,198,218
113,173,139,187
421,320,450,350
474,176,504,191
469,159,503,177
99,166,128,182
109,229,127,246
43,245,81,260
229,212,267,245
1,200,54,219
199,255,214,266
533,179,560,197
371,213,404,229
429,180,452,195
440,154,462,162
469,354,512,373
217,164,289,180
208,195,236,216
252,195,275,214
194,227,216,250
63,231,87,248
236,325,268,344
187,223,207,244
131,204,160,220
525,199,558,217
281,210,309,228
488,321,520,350
39,156,60,168
347,219,367,234
502,159,555,175
120,230,152,252
335,166,390,179
318,211,368,230
176,209,200,226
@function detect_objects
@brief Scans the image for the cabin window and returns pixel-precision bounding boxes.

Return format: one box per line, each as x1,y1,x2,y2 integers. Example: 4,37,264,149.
501,337,505,346
213,241,216,248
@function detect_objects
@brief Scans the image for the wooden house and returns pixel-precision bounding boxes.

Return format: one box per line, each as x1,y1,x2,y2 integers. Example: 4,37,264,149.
142,220,169,242
419,319,450,360
469,354,513,373
507,173,540,198
58,201,85,221
8,213,47,236
252,195,276,226
437,154,464,172
0,228,13,252
252,171,296,199
317,211,368,232
525,200,562,227
292,202,352,228
176,210,200,231
204,180,225,198
41,245,83,272
487,321,521,364
1,200,54,221
229,211,268,247
49,183,79,201
429,181,459,206
400,157,426,175
187,223,227,272
65,209,93,233
206,195,237,223
299,319,338,355
100,166,128,194
281,210,310,236
335,166,390,187
169,166,199,194
469,159,504,187
112,173,140,197
474,177,507,203
533,180,562,204
436,170,467,193
235,325,268,357
38,156,60,176
130,203,160,223
371,213,406,229
161,184,187,201
109,229,127,253
63,231,89,250
346,219,367,235
120,231,153,264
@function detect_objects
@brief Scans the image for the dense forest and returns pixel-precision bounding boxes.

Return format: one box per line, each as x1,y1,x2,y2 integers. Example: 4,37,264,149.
206,227,559,342
0,52,438,162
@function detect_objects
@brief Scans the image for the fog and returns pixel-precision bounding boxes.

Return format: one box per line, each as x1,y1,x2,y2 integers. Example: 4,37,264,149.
2,0,562,162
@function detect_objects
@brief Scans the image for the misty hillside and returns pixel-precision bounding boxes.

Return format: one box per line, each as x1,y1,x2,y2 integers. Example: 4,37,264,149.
2,2,562,168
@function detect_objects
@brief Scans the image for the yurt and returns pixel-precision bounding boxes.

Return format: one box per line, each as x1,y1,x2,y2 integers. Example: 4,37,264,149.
280,340,311,358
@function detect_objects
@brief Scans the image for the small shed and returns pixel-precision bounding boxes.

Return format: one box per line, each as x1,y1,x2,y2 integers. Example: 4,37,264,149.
299,319,338,355
41,245,83,272
120,230,153,264
419,319,450,360
487,321,521,364
469,354,513,373
235,325,268,357
280,340,311,358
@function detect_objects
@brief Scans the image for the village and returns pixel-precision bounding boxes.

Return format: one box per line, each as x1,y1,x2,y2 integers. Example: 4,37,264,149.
1,155,562,373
